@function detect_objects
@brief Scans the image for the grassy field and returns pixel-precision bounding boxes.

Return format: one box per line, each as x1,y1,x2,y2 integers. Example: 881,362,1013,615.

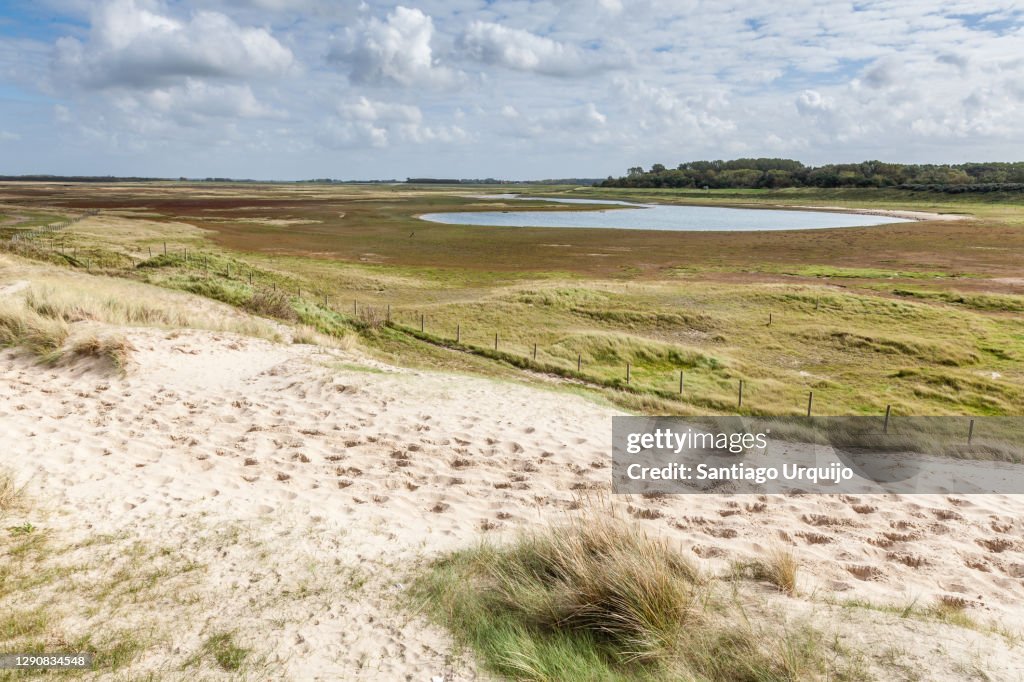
1,181,1021,417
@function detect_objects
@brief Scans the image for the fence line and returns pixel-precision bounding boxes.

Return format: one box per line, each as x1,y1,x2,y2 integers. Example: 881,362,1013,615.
8,209,99,244
5,236,919,418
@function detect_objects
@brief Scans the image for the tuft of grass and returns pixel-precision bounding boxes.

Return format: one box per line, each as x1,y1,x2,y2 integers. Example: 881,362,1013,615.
0,298,68,361
928,596,978,629
245,288,298,321
7,522,35,537
198,631,249,672
490,514,699,662
734,548,799,595
413,513,847,681
0,470,25,519
67,334,135,373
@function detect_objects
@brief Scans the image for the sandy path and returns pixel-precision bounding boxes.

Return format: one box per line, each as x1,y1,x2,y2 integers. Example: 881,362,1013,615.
2,327,1022,679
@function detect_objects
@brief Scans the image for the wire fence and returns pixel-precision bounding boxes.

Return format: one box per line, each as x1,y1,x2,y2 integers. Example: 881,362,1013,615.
8,210,99,244
5,235,914,418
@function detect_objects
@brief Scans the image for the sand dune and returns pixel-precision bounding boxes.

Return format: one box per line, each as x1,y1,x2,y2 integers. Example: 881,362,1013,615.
2,324,1022,679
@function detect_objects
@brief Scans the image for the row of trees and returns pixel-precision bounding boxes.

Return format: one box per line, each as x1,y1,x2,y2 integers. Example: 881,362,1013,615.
601,159,1024,191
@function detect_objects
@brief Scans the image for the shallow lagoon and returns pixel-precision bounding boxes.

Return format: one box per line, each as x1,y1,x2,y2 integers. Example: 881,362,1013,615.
420,197,911,232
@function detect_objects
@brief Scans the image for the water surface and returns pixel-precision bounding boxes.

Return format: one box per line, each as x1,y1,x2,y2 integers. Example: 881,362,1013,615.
422,197,910,232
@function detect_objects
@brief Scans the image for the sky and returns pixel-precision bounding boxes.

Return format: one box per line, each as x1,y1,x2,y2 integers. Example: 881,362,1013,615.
0,0,1023,180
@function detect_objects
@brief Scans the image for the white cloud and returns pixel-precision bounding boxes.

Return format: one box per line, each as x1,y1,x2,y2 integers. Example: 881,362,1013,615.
320,96,467,148
117,80,284,125
460,21,619,76
596,0,623,14
329,6,458,87
53,0,295,89
499,102,607,140
614,78,736,140
796,90,834,114
0,130,20,142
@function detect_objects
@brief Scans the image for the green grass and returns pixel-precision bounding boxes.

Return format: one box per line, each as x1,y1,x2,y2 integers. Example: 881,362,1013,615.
194,632,249,672
412,513,860,681
774,265,955,280
891,287,1024,313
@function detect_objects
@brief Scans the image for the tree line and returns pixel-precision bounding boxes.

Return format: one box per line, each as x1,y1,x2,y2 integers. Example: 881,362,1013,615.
600,159,1024,192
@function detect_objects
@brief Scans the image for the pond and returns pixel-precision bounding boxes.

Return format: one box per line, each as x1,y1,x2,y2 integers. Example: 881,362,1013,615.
419,196,911,232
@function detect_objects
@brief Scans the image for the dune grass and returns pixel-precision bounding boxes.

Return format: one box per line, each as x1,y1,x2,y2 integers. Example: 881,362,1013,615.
67,334,135,373
732,549,800,596
0,298,69,362
21,279,282,341
413,513,856,681
0,470,25,521
191,631,249,672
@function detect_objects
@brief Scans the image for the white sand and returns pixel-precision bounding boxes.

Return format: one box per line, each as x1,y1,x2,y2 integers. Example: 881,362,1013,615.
787,205,972,221
2,325,1022,679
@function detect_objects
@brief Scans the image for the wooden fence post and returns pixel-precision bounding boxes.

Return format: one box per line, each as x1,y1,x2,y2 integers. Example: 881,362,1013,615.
626,363,631,384
679,371,684,394
456,324,461,343
883,404,891,434
807,391,813,417
738,380,744,407
533,343,537,361
968,419,975,445
494,333,498,351
577,354,582,372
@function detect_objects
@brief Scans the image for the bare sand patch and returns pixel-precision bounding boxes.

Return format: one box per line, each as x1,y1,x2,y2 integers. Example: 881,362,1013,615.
2,324,1022,679
789,205,972,221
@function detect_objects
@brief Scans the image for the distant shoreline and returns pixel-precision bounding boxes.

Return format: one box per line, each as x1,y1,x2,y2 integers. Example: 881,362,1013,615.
784,204,971,222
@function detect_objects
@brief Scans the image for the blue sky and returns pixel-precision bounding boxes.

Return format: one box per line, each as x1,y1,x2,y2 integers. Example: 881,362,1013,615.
0,0,1022,179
